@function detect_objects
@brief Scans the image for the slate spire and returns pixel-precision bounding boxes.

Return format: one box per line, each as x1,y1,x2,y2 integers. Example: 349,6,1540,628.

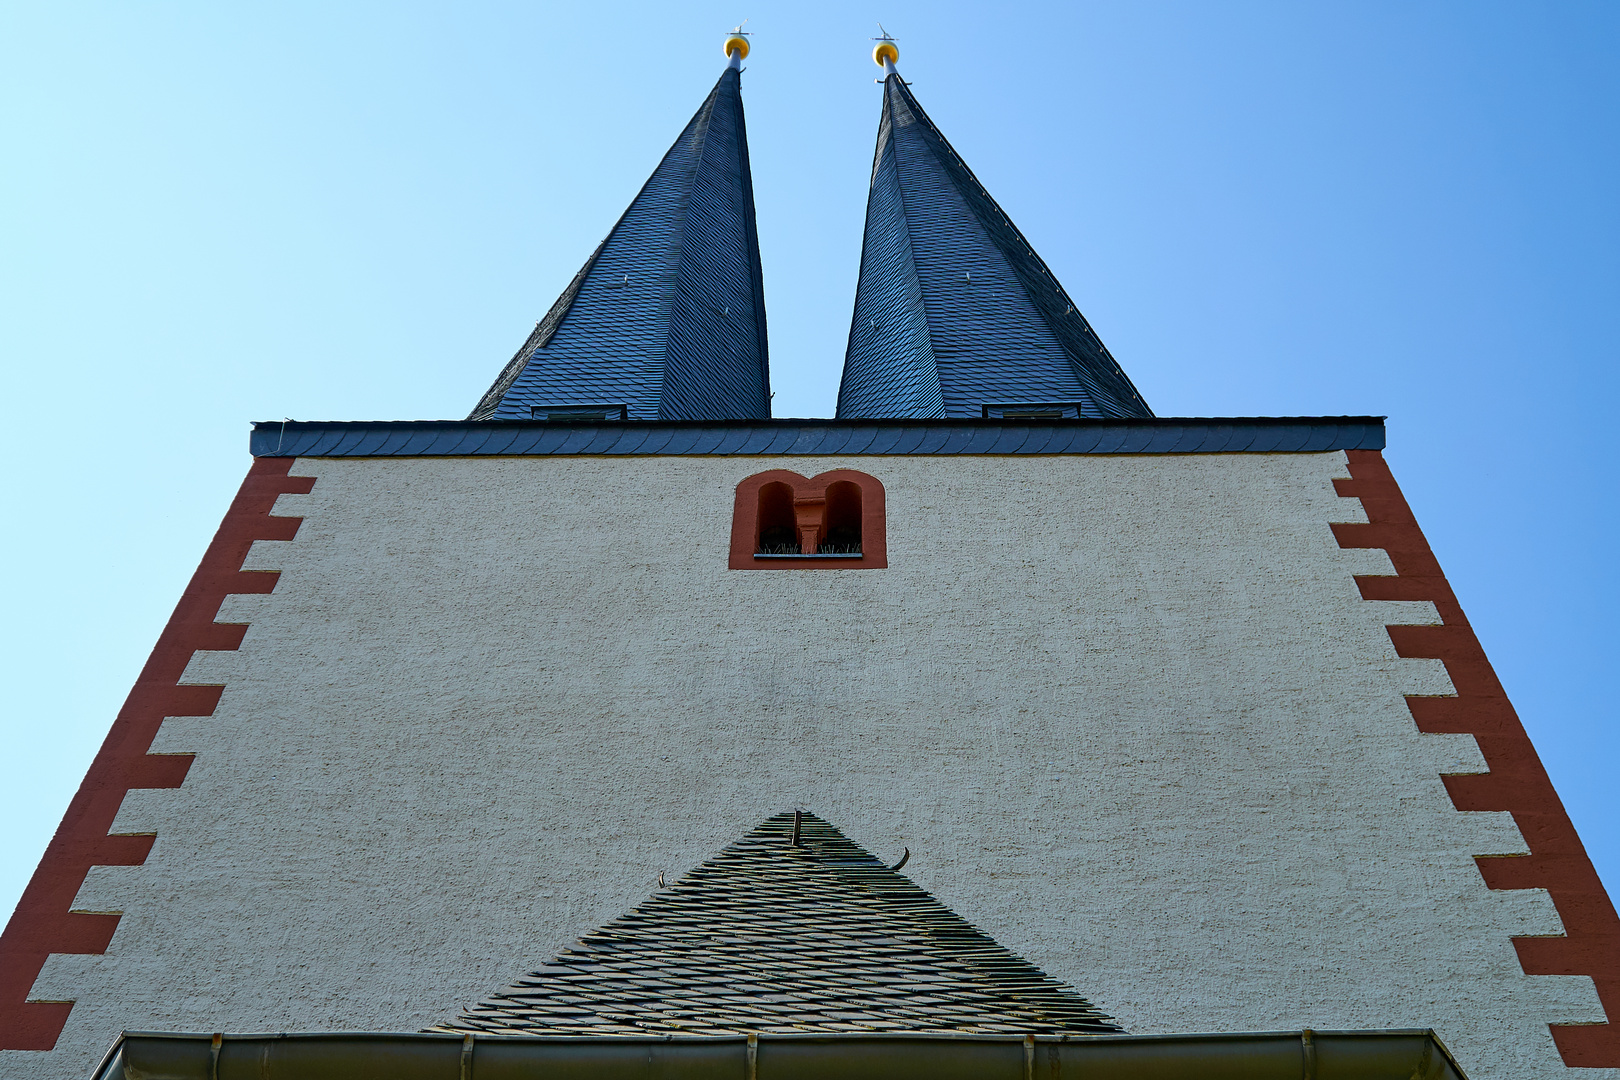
435,811,1121,1036
838,43,1152,420
470,36,770,422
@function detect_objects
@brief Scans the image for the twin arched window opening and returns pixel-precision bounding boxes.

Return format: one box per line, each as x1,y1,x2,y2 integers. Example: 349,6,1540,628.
728,469,887,570
757,479,862,556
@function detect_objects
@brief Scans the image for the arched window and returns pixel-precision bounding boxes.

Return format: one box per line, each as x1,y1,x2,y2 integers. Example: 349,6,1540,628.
729,470,887,570
822,481,862,555
757,482,798,555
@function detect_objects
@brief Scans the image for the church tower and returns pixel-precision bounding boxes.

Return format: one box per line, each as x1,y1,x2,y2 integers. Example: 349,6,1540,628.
3,32,1618,1080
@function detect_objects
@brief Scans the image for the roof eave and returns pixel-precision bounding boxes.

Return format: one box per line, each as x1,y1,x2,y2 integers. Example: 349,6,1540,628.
97,1028,1468,1080
247,416,1387,458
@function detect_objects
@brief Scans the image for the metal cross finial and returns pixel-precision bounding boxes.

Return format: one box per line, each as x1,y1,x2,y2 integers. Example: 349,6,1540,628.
723,20,752,67
871,24,900,79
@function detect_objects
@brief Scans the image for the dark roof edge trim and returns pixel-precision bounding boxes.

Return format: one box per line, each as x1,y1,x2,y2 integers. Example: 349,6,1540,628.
98,1029,1467,1080
250,417,1384,458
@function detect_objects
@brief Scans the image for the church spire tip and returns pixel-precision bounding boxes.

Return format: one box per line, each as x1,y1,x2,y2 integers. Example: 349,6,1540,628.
836,52,1152,420
469,29,770,422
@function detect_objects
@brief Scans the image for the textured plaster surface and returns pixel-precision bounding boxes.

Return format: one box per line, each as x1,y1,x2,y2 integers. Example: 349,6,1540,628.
8,452,1608,1079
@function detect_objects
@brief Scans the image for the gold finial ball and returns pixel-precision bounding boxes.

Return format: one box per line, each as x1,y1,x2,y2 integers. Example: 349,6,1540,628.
724,35,750,60
872,40,899,68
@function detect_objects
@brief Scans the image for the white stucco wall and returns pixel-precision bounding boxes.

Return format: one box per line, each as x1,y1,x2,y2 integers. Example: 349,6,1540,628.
8,451,1608,1079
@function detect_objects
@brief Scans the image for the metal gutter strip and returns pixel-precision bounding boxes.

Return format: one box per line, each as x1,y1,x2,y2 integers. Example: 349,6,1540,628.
96,1029,1463,1080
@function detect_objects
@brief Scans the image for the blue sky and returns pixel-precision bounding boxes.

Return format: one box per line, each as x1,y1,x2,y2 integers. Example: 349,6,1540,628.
3,2,1617,930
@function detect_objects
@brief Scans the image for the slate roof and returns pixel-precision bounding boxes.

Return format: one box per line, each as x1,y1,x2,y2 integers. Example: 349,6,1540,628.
838,75,1152,421
432,812,1122,1037
469,66,770,422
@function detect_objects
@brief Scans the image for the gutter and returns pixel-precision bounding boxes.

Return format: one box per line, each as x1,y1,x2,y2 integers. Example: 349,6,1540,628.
94,1028,1466,1080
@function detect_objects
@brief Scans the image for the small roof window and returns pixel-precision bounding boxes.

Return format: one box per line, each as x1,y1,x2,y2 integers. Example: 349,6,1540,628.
981,402,1083,420
530,404,628,421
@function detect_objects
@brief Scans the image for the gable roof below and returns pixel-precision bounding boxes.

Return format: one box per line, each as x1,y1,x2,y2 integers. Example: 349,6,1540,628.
431,812,1120,1036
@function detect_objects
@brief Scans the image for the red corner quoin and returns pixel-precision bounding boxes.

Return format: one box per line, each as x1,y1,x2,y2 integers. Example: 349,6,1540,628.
1334,449,1620,1068
0,457,314,1052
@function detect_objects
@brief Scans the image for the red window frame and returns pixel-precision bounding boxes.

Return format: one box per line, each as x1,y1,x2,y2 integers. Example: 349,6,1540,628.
728,469,887,569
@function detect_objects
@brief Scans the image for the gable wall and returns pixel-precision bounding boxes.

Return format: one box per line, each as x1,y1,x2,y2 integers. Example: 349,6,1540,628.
4,451,1610,1079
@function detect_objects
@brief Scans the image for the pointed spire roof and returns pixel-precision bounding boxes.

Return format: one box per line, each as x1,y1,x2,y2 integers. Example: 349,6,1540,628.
434,811,1121,1036
470,59,770,422
838,67,1151,420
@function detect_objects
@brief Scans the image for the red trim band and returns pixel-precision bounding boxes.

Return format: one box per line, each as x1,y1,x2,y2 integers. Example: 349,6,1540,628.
1335,449,1620,1067
0,458,314,1051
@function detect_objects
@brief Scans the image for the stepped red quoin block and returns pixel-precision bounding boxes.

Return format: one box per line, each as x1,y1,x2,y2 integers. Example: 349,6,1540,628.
0,457,314,1051
1333,448,1620,1067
